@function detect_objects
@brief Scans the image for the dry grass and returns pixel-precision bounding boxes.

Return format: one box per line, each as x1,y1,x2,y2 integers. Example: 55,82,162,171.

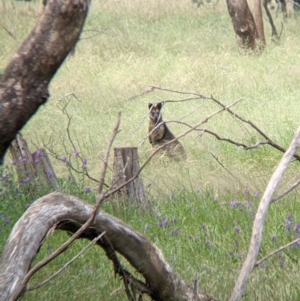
1,0,300,197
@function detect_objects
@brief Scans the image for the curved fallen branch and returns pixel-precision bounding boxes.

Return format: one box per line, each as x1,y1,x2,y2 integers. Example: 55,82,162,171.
0,192,216,301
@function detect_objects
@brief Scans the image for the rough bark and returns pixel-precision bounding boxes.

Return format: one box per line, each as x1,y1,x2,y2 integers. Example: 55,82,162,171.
0,0,91,163
253,0,265,49
0,192,213,301
226,0,258,51
9,133,59,189
112,147,148,206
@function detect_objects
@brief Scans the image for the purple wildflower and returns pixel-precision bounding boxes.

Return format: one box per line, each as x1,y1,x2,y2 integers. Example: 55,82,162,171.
285,220,292,231
61,156,67,162
245,188,250,195
147,182,152,188
144,224,150,230
73,150,80,156
23,177,30,183
158,218,169,227
294,223,300,233
271,235,277,241
229,252,234,258
279,257,284,267
82,158,88,165
4,219,10,225
205,240,211,247
84,187,92,193
286,213,293,221
21,157,27,163
230,200,238,207
235,227,241,234
25,203,31,209
233,220,238,226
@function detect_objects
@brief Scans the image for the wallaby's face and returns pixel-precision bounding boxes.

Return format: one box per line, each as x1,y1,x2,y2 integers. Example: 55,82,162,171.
148,102,162,123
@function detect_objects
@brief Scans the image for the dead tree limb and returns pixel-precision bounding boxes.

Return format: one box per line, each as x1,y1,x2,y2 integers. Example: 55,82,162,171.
0,192,216,301
2,113,121,301
0,0,90,163
255,237,300,268
229,126,300,301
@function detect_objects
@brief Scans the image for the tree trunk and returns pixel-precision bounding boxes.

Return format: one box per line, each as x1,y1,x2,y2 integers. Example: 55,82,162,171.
0,192,214,301
9,133,59,189
112,147,148,207
0,0,90,163
253,0,265,49
226,0,258,51
262,0,279,40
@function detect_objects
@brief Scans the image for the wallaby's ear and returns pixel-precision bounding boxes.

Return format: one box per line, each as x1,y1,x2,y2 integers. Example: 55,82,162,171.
157,102,162,110
148,103,153,110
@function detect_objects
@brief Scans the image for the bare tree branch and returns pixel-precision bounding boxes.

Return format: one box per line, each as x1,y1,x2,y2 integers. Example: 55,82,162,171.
7,112,121,300
112,98,243,203
27,232,106,291
255,238,300,268
271,178,300,203
0,193,216,301
229,126,300,301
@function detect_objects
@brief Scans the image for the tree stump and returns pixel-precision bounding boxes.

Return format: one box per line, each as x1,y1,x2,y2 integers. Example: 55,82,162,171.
112,147,147,206
9,133,59,189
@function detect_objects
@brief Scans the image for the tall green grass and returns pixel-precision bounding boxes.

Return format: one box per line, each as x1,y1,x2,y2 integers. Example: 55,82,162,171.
1,0,300,300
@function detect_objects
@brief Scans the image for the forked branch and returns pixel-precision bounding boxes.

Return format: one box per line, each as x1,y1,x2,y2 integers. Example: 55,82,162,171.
229,126,300,301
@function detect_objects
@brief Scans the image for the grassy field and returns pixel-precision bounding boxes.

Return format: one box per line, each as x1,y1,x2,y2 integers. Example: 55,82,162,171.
1,0,300,300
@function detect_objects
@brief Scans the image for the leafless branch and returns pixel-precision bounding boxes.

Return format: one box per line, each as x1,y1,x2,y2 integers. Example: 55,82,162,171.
97,113,121,197
12,113,121,300
255,238,300,267
271,178,300,203
0,22,16,40
106,98,243,201
209,152,240,181
229,126,300,301
44,95,109,187
27,232,106,291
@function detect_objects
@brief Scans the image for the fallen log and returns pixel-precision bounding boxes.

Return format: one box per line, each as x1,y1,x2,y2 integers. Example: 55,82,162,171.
0,192,215,301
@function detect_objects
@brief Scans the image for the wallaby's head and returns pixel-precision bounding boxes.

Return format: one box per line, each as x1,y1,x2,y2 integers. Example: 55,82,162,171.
148,102,163,123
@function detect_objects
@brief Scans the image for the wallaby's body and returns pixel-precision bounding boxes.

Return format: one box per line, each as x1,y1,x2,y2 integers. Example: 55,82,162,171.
148,102,186,161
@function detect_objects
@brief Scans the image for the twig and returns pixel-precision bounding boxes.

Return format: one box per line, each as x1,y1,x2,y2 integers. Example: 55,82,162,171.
255,238,300,267
271,178,300,203
229,126,300,301
27,232,106,291
0,22,16,40
209,152,240,181
97,112,121,197
45,95,109,186
104,98,243,201
198,128,269,150
13,114,122,301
